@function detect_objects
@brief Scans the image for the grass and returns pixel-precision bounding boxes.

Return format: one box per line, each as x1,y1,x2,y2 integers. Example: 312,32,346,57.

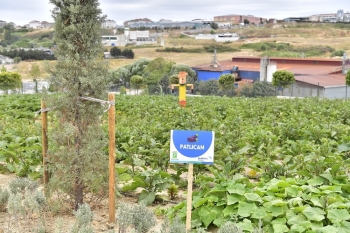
10,61,54,80
21,29,54,39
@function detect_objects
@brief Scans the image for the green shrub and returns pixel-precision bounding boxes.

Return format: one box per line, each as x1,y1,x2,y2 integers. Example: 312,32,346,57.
120,86,127,95
160,216,186,233
8,177,38,194
218,222,243,233
0,186,9,212
117,203,156,233
14,56,21,63
331,50,346,57
71,203,94,233
204,44,240,53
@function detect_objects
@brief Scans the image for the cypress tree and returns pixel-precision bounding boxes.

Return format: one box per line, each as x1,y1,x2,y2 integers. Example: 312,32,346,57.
47,0,109,209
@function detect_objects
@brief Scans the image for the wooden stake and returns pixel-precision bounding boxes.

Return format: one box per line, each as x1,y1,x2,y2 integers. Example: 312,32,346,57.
108,93,116,223
41,100,49,190
186,163,194,233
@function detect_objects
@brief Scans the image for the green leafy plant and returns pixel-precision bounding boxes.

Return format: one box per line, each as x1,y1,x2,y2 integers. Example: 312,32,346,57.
122,169,173,206
167,184,179,201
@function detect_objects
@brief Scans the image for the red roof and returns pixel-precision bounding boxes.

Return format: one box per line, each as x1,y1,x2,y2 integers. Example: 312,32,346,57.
295,74,345,87
193,56,346,87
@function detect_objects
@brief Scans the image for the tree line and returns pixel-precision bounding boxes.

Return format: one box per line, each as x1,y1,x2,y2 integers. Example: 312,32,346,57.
0,48,56,61
109,47,134,59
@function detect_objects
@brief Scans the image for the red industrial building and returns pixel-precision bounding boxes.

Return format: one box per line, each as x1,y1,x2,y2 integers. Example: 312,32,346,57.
193,56,350,99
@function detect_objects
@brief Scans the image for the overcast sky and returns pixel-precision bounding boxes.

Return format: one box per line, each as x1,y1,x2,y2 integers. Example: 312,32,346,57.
0,0,349,26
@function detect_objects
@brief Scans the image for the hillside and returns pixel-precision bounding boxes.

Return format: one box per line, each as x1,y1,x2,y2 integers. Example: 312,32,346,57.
2,22,350,79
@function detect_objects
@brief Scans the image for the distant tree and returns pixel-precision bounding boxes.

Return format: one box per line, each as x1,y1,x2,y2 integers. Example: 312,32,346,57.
218,74,235,91
346,70,350,86
29,63,41,80
194,79,219,95
13,57,21,64
130,75,144,94
261,44,267,51
170,74,179,84
210,22,218,30
0,49,56,61
244,19,250,25
0,41,7,47
108,58,150,88
110,46,121,58
143,57,174,94
122,48,134,59
272,70,295,95
4,28,11,41
169,64,196,82
0,69,21,94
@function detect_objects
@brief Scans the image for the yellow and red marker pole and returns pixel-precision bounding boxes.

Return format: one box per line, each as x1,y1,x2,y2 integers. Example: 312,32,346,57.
171,71,193,108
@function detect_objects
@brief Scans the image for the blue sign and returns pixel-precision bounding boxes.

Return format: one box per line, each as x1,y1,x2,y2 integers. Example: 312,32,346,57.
170,130,215,164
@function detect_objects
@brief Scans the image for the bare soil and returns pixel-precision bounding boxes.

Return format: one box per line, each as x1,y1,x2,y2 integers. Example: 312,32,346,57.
0,173,175,233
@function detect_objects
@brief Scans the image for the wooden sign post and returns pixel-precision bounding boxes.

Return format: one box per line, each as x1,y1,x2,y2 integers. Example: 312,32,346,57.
41,100,49,192
170,73,215,233
186,163,194,232
108,93,116,223
170,130,215,233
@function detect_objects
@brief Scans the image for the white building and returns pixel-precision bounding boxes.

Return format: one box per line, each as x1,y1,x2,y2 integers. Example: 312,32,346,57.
0,20,6,28
29,20,42,28
128,31,150,42
102,19,117,28
102,35,118,46
41,21,54,29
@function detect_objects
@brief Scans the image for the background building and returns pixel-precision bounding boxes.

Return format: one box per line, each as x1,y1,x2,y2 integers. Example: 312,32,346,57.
213,14,267,25
0,20,6,27
193,56,350,99
102,19,117,28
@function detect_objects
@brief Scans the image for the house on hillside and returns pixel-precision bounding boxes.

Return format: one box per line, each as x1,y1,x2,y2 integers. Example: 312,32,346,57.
29,20,42,28
193,56,350,99
28,20,54,29
102,19,117,28
0,20,6,28
41,21,54,29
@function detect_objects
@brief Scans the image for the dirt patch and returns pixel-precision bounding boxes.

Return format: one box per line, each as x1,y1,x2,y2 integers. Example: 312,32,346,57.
0,173,16,188
0,173,180,233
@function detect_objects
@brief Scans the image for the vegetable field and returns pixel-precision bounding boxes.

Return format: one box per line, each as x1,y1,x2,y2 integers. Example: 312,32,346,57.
2,94,350,232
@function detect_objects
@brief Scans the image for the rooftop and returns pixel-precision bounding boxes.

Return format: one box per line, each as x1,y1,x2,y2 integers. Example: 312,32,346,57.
295,74,345,87
193,56,347,87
